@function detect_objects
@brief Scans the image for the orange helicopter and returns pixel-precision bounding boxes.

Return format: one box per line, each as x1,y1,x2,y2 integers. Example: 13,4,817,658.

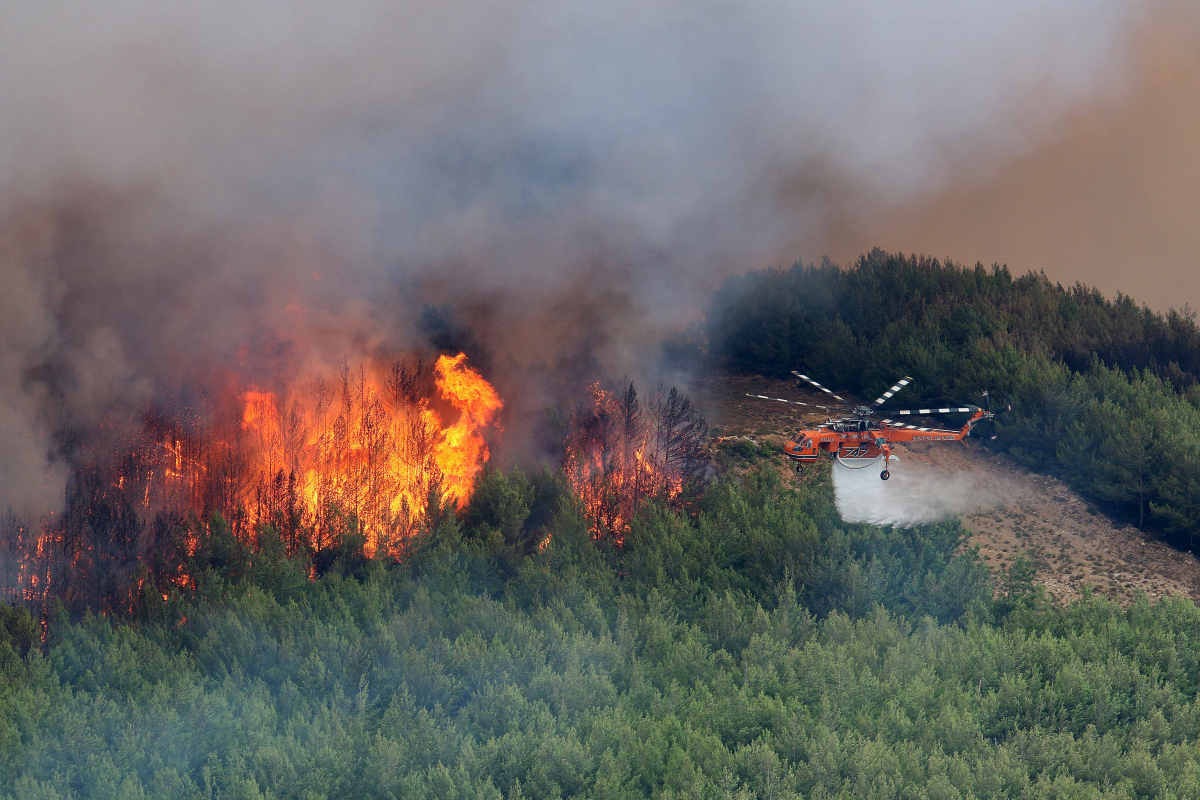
748,373,1005,480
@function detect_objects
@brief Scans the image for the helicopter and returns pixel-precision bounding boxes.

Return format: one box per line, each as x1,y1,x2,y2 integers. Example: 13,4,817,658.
747,372,1005,480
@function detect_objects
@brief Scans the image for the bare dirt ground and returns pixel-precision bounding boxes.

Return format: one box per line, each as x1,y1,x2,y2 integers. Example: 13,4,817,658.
695,373,1200,604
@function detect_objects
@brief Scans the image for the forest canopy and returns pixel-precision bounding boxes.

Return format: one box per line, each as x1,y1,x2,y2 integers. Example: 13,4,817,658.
6,464,1200,799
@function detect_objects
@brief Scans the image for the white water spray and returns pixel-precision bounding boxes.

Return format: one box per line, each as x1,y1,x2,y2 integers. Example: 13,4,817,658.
831,456,1002,525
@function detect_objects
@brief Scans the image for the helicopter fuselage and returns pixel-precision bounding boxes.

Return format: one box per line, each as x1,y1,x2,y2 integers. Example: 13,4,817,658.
783,408,992,466
749,372,1002,479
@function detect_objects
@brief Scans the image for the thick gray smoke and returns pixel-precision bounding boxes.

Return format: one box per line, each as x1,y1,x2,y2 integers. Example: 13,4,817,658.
0,0,1159,511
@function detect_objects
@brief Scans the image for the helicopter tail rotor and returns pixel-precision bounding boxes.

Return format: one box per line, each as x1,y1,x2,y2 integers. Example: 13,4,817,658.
976,391,1012,439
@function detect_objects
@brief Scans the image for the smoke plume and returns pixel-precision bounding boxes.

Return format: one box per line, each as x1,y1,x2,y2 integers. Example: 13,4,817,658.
0,0,1169,510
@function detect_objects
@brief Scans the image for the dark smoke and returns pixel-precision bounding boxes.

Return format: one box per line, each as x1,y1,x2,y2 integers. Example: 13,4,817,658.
0,0,1167,510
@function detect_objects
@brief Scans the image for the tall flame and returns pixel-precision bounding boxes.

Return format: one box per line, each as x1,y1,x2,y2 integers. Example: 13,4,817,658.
233,352,502,557
433,353,504,502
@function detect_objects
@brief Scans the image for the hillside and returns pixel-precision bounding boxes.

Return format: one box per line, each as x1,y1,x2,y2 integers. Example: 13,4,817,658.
701,372,1200,604
708,251,1200,557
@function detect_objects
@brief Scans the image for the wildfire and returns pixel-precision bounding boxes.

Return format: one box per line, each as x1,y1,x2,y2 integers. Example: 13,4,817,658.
241,389,278,432
235,352,502,557
561,382,707,540
432,353,504,501
0,351,503,610
0,357,714,622
0,351,504,618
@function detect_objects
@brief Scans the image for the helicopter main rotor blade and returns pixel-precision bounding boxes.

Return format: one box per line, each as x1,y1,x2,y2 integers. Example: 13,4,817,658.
791,372,848,404
881,420,963,433
746,394,839,411
872,376,913,408
889,406,976,416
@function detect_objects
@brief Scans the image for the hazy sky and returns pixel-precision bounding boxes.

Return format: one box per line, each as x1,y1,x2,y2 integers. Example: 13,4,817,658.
818,9,1200,312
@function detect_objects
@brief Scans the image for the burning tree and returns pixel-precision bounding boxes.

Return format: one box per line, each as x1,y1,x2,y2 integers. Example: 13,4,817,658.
0,352,503,618
0,356,710,620
562,382,708,539
221,352,500,558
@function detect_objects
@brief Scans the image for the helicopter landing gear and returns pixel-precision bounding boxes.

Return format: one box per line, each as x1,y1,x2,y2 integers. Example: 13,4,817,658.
795,463,804,474
880,469,890,481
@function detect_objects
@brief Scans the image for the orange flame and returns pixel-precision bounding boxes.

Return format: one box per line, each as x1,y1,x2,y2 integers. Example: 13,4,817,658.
241,389,278,433
233,353,502,557
434,353,504,503
0,352,504,615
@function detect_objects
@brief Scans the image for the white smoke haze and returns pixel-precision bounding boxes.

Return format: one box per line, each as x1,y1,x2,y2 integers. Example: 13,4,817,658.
0,0,1171,510
832,457,1002,526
